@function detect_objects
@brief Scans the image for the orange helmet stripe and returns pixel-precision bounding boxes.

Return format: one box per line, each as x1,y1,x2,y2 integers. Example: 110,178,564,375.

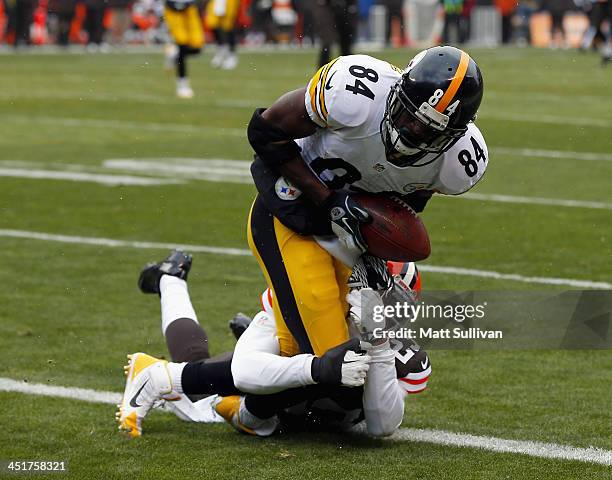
435,50,470,113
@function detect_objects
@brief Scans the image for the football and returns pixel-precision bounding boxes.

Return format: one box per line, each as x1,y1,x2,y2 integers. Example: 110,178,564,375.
354,194,431,262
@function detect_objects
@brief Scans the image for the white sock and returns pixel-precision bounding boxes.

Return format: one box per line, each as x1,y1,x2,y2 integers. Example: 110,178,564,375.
160,275,198,335
166,362,186,394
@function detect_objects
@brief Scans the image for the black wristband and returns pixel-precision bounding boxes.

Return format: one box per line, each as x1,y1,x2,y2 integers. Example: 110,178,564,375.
310,357,322,383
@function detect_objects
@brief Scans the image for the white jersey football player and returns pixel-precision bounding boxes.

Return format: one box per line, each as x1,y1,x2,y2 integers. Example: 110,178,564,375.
245,45,486,366
116,251,430,438
199,283,429,437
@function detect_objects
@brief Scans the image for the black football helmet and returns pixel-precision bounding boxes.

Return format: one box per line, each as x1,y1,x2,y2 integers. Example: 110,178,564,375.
381,46,484,166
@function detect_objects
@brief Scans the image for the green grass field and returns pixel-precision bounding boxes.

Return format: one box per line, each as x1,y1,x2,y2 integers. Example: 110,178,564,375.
0,47,611,479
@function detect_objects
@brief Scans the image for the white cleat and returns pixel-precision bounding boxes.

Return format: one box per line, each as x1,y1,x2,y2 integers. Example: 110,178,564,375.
214,395,278,436
176,78,194,99
210,46,228,68
221,53,238,70
116,353,180,438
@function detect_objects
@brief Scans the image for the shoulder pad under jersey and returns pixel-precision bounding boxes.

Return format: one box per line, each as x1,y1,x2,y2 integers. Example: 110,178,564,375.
305,55,401,129
437,123,488,195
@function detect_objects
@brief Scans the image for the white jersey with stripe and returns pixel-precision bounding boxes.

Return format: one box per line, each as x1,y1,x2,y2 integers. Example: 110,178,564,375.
301,55,488,196
163,287,430,433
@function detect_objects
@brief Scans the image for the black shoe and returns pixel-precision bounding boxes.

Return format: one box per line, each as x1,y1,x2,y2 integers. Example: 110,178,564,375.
229,313,252,340
138,250,193,294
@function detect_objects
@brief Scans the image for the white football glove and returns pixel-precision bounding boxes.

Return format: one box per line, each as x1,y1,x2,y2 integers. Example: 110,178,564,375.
340,350,371,387
347,287,385,342
311,338,371,387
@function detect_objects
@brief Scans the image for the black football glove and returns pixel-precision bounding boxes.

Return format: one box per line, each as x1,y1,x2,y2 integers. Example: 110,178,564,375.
323,191,371,254
311,338,371,387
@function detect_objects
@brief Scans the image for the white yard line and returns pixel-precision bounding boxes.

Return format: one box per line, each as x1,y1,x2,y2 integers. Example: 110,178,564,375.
2,159,611,210
1,115,245,137
2,94,612,129
393,428,612,466
107,159,611,210
460,193,612,211
3,112,611,137
0,168,182,186
103,158,253,184
0,377,121,405
478,111,612,129
485,90,610,104
99,158,609,211
493,147,612,162
0,229,251,257
0,90,270,109
5,89,608,107
1,376,610,466
103,158,251,173
417,265,612,289
0,229,610,289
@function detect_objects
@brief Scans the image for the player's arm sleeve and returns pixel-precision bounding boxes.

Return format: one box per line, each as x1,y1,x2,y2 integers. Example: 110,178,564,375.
231,312,316,394
304,60,337,128
362,341,405,437
304,58,370,129
437,123,489,195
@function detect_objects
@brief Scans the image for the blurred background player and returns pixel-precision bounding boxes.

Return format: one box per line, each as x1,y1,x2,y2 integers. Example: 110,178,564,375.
206,0,240,70
440,0,474,44
106,0,132,46
541,0,572,49
3,0,36,47
314,0,358,67
47,0,75,47
84,0,106,51
164,0,204,98
495,0,517,44
381,0,405,47
440,0,463,44
602,1,612,65
579,0,609,51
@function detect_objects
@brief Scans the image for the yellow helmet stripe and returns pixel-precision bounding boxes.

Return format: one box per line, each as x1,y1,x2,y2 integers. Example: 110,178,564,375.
436,51,470,113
